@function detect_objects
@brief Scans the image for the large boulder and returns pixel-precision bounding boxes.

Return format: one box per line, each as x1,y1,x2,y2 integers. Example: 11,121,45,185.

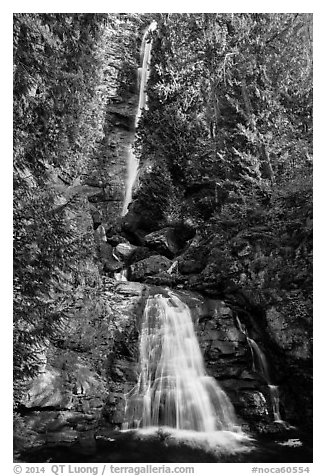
22,360,106,411
114,242,138,260
103,259,123,273
22,367,74,410
130,255,172,281
126,246,157,266
94,225,107,244
265,304,312,360
179,259,205,275
144,228,179,256
144,271,176,286
95,241,123,273
237,391,270,422
144,224,197,258
106,234,130,247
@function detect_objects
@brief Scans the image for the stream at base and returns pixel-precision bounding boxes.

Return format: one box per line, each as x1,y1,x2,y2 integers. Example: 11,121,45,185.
19,426,312,463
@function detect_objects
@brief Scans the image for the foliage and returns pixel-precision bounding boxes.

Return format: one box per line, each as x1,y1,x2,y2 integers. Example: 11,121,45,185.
136,13,312,220
206,169,313,302
13,13,114,404
133,14,312,314
14,13,111,183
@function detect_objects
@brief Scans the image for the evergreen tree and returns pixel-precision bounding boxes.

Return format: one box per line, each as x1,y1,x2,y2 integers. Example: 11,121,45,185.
13,13,110,403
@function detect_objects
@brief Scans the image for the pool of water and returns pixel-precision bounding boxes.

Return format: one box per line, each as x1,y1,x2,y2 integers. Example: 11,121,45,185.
19,426,312,463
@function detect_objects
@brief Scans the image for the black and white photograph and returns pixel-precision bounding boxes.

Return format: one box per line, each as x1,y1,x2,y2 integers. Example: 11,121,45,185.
12,6,314,470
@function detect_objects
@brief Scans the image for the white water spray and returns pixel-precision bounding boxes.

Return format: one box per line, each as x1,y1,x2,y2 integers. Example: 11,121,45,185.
114,269,128,282
123,292,239,432
121,21,157,216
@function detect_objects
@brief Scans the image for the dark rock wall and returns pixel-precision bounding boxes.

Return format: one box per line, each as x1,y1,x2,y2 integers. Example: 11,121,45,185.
16,279,147,452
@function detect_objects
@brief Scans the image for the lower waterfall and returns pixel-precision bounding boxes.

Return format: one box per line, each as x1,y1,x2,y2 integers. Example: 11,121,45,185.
235,316,283,423
123,291,238,432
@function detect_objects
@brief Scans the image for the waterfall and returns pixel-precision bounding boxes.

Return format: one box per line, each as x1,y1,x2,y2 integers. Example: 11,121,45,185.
114,269,128,282
235,316,283,423
269,384,282,423
235,316,256,370
247,336,271,379
123,292,238,432
121,21,157,217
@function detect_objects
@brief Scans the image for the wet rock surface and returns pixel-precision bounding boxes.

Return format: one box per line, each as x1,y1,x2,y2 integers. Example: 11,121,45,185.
143,224,196,258
15,279,148,454
130,255,172,281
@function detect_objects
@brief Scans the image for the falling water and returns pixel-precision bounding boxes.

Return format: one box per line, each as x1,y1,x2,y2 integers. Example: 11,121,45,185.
121,21,157,216
123,292,238,432
114,269,128,282
247,336,271,379
269,385,283,423
235,316,283,422
235,316,256,370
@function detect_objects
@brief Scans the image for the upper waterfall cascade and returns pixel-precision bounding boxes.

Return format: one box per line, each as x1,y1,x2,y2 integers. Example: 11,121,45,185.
123,292,239,432
121,21,157,217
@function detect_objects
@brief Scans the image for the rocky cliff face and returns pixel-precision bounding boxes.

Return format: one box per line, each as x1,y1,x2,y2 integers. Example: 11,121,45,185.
16,215,312,458
83,19,140,227
15,282,269,453
17,271,295,459
15,279,147,454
